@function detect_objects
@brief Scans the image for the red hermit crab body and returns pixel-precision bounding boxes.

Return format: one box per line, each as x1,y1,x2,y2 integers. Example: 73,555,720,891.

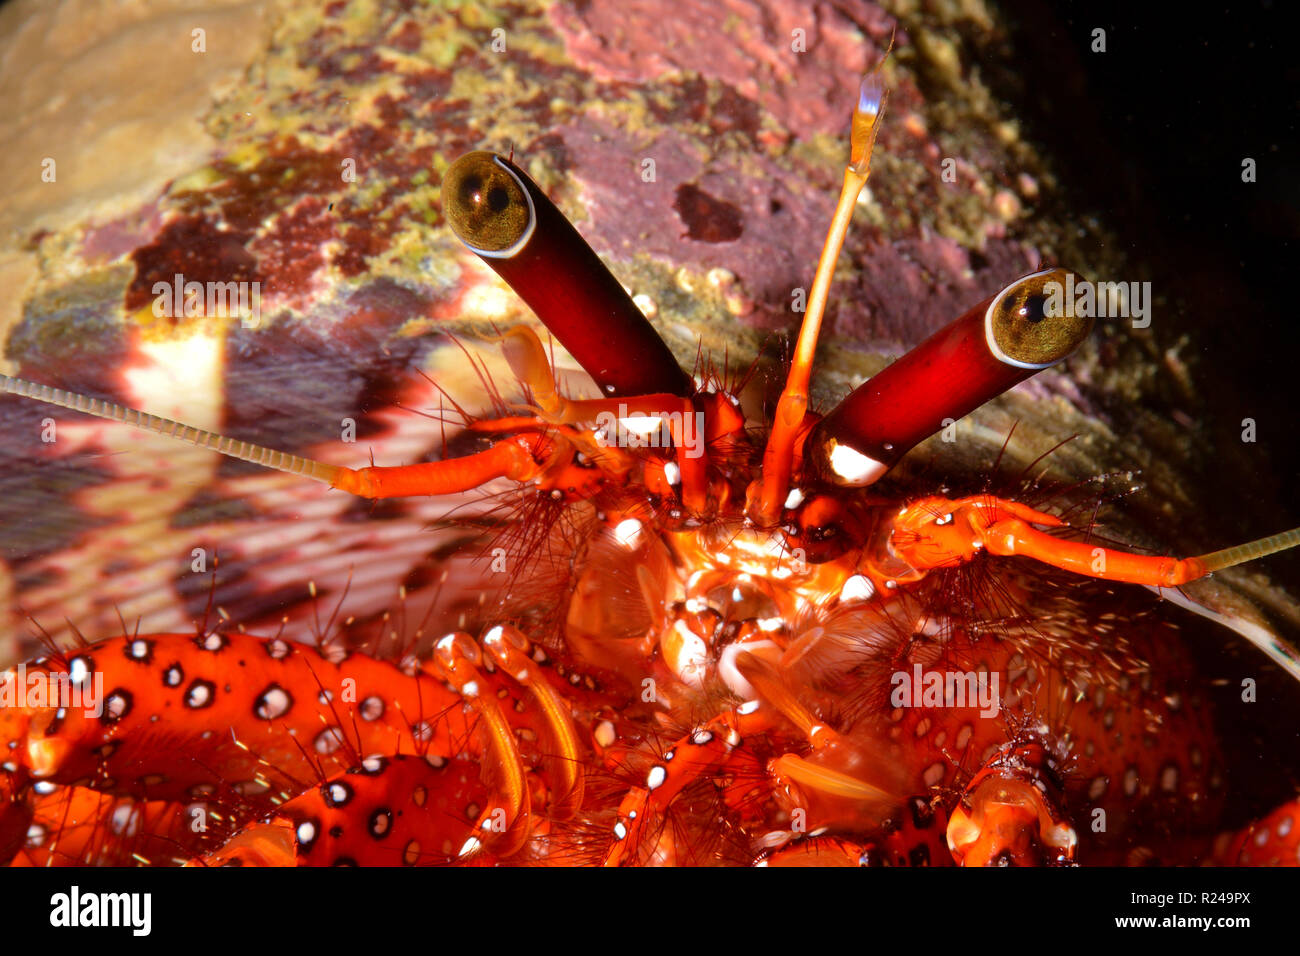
2,38,1300,868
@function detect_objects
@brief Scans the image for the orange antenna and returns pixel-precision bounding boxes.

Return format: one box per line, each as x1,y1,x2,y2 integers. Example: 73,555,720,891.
749,65,888,525
0,373,344,487
0,371,555,502
1195,526,1300,575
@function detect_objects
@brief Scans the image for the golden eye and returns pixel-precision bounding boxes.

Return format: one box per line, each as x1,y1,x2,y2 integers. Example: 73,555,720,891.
985,267,1093,369
442,151,535,257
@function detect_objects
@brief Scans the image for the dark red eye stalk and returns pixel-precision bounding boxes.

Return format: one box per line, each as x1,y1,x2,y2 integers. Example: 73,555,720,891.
808,267,1093,486
442,151,692,399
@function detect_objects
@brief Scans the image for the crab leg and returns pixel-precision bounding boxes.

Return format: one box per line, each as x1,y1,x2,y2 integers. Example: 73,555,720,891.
195,755,498,867
0,372,552,500
481,625,585,820
332,433,548,499
601,706,769,867
878,494,1300,588
429,632,530,858
0,633,466,826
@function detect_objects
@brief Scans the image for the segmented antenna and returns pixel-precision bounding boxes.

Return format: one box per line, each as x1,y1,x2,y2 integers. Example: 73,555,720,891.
1196,526,1300,574
0,374,343,487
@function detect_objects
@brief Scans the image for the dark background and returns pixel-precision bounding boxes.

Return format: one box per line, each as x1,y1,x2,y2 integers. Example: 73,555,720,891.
988,0,1299,569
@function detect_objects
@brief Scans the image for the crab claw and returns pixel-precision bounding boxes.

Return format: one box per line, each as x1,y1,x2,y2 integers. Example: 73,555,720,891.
1212,796,1300,866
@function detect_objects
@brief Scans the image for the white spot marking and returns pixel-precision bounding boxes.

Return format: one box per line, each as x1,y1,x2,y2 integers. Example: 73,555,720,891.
613,518,643,549
68,658,91,688
840,575,875,602
256,687,291,720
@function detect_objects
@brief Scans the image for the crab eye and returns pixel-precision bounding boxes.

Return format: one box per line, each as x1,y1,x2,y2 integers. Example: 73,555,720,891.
443,151,535,257
985,268,1093,369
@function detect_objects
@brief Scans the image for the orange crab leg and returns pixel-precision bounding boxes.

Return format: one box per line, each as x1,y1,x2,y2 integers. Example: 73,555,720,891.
602,705,770,867
2,342,688,507
0,373,555,500
0,633,467,815
945,738,1078,866
882,494,1300,588
331,433,548,499
481,625,585,820
429,632,530,857
980,519,1205,586
196,755,498,867
525,392,709,512
736,651,903,809
601,646,905,867
1213,796,1300,866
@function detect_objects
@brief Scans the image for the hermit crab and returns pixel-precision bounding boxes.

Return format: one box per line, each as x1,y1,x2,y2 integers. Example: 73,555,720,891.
2,33,1299,867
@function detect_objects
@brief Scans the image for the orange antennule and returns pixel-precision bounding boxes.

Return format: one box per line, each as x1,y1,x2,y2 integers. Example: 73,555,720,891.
749,68,888,525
